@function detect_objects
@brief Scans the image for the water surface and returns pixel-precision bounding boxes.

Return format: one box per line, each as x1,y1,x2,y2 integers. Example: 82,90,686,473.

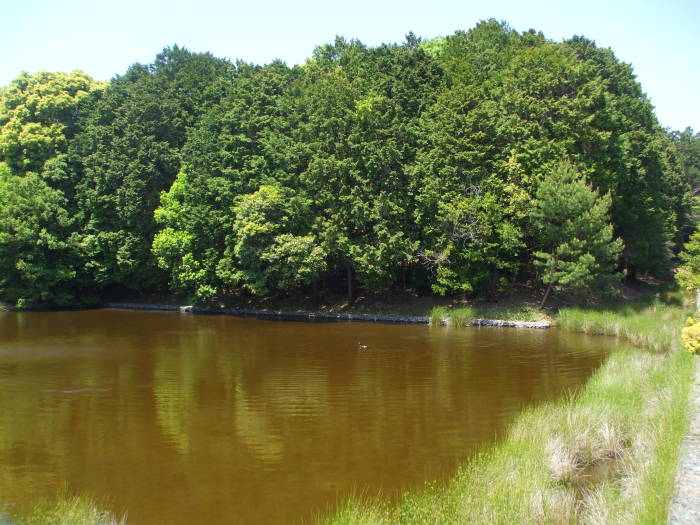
0,309,611,524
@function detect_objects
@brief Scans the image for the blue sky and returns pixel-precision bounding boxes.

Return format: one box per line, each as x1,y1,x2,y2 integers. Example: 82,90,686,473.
2,0,698,131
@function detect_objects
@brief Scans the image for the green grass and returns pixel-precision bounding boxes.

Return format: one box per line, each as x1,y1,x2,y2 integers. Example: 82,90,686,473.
430,302,551,325
12,494,125,525
557,299,686,352
429,306,475,326
322,298,695,524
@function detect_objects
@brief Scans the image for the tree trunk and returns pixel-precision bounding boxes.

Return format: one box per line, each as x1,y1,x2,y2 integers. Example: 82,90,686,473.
540,258,557,309
313,279,319,306
347,263,353,304
540,280,554,309
696,288,700,311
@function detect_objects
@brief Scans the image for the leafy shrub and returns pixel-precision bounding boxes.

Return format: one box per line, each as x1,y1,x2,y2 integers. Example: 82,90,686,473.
681,316,700,354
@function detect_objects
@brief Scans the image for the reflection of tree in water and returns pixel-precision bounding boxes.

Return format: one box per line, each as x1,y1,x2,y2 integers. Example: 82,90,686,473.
234,386,284,463
153,351,196,455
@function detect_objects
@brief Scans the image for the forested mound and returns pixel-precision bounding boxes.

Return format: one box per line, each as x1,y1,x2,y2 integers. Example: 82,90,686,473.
1,20,698,308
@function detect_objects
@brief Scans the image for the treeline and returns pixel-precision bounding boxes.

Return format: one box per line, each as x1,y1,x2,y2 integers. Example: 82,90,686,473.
1,20,698,308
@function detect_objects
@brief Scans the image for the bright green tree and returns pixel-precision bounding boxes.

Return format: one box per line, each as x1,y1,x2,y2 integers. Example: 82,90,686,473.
0,70,103,175
532,161,623,306
677,229,700,310
219,185,326,296
0,167,82,307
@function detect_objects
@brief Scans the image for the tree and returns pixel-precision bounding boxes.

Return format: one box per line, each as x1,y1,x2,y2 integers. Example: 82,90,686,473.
152,61,299,301
0,167,82,307
564,36,689,278
0,71,103,307
532,161,623,307
0,23,689,307
219,185,326,296
670,127,700,224
73,46,234,291
299,37,442,297
677,229,700,309
0,70,103,175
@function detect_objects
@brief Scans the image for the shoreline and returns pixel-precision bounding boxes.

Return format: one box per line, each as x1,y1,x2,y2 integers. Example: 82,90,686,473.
101,302,552,328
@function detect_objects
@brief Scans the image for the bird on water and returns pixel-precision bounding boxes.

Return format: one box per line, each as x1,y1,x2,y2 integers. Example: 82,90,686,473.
357,342,368,349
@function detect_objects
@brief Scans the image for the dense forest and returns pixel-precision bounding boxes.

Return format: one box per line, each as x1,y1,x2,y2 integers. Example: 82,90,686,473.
1,20,699,308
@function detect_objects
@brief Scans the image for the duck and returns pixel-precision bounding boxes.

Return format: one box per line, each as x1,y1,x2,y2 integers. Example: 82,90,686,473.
357,342,368,350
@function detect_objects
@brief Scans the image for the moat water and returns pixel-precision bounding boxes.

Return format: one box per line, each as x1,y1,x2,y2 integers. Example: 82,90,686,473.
0,309,611,524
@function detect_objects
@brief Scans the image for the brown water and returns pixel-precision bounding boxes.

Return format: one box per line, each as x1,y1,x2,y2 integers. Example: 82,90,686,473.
0,309,611,525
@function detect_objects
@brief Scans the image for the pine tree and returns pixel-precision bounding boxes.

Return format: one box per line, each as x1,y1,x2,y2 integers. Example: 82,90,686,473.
532,161,623,307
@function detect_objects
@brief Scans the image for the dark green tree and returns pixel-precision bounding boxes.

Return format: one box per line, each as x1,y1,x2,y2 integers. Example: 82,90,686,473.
72,46,234,291
670,127,700,224
152,61,298,300
532,161,623,306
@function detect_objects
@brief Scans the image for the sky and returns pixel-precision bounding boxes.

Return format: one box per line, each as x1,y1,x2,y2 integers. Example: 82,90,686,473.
2,0,698,131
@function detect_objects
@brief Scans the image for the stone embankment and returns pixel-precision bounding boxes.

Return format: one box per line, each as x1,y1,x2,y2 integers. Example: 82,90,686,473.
102,303,552,328
102,302,429,324
469,319,550,329
669,357,700,524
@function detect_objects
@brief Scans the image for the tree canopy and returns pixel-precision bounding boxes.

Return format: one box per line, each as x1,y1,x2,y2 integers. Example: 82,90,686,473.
0,23,693,308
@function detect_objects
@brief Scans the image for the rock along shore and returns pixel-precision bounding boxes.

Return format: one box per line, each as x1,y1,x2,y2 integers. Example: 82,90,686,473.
101,302,551,328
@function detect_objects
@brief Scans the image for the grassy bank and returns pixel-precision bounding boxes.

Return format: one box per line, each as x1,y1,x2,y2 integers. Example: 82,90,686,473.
11,494,125,525
557,299,685,352
429,301,551,325
320,298,695,524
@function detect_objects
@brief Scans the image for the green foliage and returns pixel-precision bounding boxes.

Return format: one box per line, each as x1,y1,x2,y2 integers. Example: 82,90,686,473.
532,161,623,304
557,298,686,352
676,228,700,291
0,23,692,306
412,81,526,296
14,493,125,525
419,37,446,58
670,127,700,222
73,46,235,291
299,37,442,291
0,167,82,307
152,61,298,301
0,70,103,175
220,185,326,296
672,128,700,190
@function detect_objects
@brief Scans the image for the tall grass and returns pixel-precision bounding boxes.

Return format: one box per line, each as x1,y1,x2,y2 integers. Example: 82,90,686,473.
557,300,686,352
322,299,695,524
13,494,125,525
429,306,475,326
429,302,550,325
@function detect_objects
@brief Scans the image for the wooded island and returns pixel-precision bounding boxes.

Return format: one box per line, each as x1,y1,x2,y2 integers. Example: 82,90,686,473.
1,20,699,309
